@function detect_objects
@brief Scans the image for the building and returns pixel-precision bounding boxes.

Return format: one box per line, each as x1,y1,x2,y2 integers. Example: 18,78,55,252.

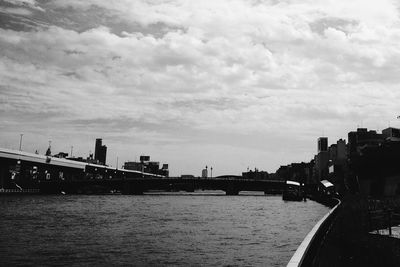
123,156,169,177
315,137,329,182
201,168,208,178
345,127,400,196
94,138,107,165
328,139,347,166
327,139,348,195
318,137,328,152
124,161,143,171
276,162,314,184
348,128,383,158
382,127,400,141
336,139,347,163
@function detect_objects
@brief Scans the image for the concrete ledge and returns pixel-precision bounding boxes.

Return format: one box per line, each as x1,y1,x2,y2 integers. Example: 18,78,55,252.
287,199,341,267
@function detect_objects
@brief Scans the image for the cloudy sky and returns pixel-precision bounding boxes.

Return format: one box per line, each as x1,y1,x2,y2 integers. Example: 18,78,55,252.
1,0,400,176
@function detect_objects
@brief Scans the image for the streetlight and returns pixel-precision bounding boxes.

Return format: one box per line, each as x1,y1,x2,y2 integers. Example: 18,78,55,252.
19,134,23,151
211,167,213,179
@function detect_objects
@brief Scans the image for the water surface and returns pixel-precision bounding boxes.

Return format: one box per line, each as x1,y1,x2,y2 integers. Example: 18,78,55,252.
0,193,329,266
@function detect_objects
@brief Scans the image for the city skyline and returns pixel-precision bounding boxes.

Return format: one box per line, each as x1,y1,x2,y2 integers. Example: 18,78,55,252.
1,0,400,176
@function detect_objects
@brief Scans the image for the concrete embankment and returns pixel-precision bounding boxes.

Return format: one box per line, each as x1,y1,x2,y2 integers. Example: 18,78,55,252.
289,196,400,267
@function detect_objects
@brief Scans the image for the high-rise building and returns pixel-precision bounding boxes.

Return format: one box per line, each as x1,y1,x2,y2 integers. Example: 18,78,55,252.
328,139,347,165
315,137,329,181
336,139,347,162
94,138,107,165
318,137,328,152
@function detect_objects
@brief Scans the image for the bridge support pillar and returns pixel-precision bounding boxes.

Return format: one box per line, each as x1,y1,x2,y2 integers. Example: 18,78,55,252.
184,182,195,192
122,181,144,195
225,187,240,195
225,190,239,195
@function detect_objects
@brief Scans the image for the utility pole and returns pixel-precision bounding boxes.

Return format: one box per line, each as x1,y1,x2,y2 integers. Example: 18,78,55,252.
70,146,73,157
19,134,23,151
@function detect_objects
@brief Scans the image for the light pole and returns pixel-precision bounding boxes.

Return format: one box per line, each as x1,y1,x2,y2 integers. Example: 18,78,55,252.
19,134,23,151
211,167,213,179
70,146,73,157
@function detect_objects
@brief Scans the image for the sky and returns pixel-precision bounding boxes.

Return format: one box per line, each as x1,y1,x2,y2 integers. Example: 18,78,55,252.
1,0,400,176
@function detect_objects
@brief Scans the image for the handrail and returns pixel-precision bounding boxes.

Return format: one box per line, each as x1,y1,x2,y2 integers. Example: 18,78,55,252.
287,198,341,267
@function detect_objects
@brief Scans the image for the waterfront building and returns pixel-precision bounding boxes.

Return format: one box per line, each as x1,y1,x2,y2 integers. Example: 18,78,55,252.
382,127,400,141
327,139,348,195
348,128,383,158
346,127,400,196
276,162,313,184
315,137,330,182
94,138,107,165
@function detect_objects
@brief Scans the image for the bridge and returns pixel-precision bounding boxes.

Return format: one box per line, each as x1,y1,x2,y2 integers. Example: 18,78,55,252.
0,147,284,195
39,177,284,195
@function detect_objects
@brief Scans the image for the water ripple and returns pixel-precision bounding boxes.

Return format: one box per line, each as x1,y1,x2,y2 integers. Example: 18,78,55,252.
0,194,329,266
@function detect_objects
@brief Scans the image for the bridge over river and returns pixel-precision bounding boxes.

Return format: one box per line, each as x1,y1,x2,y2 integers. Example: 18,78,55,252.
39,177,285,195
0,147,284,195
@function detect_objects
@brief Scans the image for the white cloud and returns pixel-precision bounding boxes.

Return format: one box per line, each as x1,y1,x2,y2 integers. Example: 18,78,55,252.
1,0,400,174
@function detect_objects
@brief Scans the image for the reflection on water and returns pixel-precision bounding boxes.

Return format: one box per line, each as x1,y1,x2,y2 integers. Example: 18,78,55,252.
0,193,329,266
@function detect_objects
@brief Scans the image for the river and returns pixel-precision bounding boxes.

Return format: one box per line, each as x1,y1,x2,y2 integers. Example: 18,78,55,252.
0,192,329,266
